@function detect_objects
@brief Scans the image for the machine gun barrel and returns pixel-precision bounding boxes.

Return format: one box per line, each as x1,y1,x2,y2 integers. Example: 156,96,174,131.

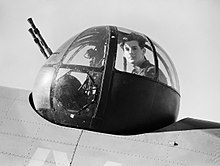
28,28,48,59
27,18,53,56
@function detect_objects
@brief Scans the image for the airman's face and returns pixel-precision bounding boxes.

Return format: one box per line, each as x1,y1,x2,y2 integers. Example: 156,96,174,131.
123,40,145,66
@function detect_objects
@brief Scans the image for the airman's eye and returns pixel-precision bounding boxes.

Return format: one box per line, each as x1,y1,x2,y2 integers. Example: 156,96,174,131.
132,47,137,51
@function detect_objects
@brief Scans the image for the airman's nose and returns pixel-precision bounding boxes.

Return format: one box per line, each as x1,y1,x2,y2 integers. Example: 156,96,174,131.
130,52,135,57
129,50,134,55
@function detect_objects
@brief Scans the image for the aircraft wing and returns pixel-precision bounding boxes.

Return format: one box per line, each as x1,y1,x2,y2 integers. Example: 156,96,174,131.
0,86,220,166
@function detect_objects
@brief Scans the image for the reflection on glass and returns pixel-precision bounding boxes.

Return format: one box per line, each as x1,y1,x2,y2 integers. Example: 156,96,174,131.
153,41,180,92
51,26,110,118
53,69,101,117
33,67,55,110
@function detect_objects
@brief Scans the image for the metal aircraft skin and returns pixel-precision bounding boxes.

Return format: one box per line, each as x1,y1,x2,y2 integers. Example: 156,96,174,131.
1,19,220,165
0,86,220,166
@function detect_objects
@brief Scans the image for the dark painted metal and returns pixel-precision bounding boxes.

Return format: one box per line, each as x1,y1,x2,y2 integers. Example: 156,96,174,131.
156,118,220,132
90,26,118,128
97,70,180,134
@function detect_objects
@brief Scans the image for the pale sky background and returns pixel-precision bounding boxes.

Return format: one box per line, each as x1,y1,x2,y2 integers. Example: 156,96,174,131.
1,0,220,123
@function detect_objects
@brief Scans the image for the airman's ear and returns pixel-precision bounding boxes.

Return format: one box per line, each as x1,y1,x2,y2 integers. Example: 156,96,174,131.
142,48,146,54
